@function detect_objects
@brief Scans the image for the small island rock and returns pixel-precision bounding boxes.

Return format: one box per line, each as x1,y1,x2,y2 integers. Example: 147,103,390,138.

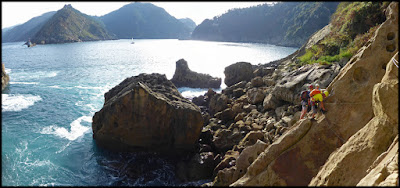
171,59,221,88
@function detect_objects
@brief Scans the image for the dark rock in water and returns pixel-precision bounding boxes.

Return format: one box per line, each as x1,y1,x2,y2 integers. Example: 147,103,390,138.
171,59,221,88
92,73,204,154
224,62,254,87
176,152,217,182
2,63,10,91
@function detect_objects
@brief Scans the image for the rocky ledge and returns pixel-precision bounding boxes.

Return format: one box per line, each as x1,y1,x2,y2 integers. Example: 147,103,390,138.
92,73,204,154
2,63,10,91
171,59,221,88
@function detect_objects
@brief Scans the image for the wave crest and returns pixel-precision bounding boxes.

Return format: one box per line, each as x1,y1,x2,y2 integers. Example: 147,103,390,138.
40,116,92,141
2,94,42,112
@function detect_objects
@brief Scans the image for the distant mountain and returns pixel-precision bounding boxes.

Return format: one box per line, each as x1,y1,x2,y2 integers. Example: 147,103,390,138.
2,11,56,42
191,2,340,47
2,24,19,33
100,2,191,39
179,18,197,32
30,4,116,44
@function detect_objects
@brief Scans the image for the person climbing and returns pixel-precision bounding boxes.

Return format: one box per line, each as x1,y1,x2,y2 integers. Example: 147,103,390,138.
299,85,312,119
310,83,327,119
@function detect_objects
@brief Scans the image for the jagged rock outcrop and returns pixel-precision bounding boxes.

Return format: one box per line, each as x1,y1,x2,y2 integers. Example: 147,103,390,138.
171,59,221,88
263,63,340,110
224,62,254,87
357,136,398,186
92,73,204,154
230,2,398,186
2,63,10,91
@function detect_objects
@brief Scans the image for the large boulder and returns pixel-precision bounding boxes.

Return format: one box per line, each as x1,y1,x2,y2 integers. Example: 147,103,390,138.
171,59,221,88
265,63,340,106
92,73,204,154
230,2,399,186
224,62,254,87
2,63,10,91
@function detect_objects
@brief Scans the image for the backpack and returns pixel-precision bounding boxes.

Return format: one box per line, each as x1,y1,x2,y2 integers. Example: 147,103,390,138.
301,90,310,101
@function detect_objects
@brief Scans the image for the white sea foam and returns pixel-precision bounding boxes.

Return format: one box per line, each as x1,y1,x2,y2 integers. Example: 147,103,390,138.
178,87,219,100
9,82,39,85
2,94,42,112
40,116,92,141
4,68,11,74
48,85,62,89
75,85,104,90
12,71,58,81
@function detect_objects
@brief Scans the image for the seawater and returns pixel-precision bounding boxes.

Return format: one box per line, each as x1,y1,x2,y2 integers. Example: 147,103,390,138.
1,39,297,186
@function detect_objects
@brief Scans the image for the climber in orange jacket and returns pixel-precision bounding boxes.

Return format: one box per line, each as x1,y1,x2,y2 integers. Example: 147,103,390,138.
310,84,327,119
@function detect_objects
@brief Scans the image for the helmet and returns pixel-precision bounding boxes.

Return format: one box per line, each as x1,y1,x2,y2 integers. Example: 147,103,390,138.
315,84,320,88
309,85,314,89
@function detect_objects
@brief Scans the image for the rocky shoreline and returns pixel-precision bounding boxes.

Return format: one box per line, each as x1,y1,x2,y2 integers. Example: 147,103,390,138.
2,63,10,91
91,2,398,186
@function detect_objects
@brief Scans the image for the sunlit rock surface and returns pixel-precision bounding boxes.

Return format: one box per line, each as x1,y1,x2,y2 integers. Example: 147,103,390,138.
92,73,204,154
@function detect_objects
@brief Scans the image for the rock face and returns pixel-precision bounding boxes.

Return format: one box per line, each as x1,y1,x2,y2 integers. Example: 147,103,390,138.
224,62,254,87
171,59,221,88
231,2,398,186
92,73,204,154
2,63,10,91
263,63,340,110
309,51,399,186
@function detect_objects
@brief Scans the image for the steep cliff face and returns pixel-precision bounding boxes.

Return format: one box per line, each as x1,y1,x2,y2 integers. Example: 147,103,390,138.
230,2,398,186
309,52,398,186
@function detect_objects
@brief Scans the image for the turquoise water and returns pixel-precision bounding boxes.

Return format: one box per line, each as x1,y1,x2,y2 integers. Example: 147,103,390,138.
1,39,297,186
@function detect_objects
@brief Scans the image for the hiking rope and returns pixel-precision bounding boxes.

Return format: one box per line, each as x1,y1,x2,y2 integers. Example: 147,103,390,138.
393,58,399,68
322,115,346,144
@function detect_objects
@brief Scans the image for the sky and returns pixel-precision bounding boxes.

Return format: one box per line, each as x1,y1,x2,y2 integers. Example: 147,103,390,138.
1,1,271,29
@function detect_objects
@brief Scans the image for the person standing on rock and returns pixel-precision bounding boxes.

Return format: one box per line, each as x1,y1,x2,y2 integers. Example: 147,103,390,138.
310,84,327,119
300,85,313,119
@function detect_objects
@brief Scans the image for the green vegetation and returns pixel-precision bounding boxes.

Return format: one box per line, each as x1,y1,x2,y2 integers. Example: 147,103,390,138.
31,4,116,44
297,2,388,66
100,2,193,39
2,11,56,42
191,2,339,47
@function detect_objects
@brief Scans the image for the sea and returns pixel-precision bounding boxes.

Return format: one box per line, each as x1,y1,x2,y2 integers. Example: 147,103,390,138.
1,39,297,186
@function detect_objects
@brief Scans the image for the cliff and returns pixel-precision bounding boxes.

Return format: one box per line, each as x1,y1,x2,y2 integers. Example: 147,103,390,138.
230,2,398,186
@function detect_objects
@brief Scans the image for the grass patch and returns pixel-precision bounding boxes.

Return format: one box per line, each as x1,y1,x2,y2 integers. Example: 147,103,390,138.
296,2,386,66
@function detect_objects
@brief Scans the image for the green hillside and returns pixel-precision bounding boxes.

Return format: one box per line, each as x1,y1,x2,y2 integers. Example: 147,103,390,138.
2,11,56,42
296,2,389,66
30,4,116,44
100,2,192,39
191,2,339,47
